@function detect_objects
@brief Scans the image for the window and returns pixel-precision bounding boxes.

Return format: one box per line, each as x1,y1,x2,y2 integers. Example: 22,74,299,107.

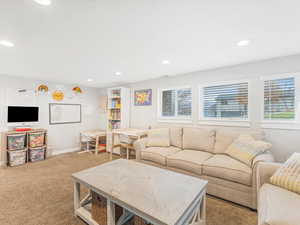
160,87,192,119
201,82,248,120
264,77,295,120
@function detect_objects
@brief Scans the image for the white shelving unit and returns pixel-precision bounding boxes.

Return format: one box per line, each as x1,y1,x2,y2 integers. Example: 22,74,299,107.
106,87,130,155
107,87,130,130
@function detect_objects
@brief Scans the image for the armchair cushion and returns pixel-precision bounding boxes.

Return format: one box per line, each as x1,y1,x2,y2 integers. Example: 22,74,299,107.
259,183,300,225
203,154,252,186
141,146,181,166
166,150,213,175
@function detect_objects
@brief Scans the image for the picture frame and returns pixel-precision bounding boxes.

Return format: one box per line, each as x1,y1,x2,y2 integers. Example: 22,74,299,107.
134,89,152,106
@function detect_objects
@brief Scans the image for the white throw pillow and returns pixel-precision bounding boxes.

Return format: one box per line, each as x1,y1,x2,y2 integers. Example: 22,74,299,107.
147,128,170,147
225,134,272,166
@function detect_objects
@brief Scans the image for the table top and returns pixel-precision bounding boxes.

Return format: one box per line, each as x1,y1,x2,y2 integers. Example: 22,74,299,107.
72,159,207,225
81,129,106,137
111,128,148,137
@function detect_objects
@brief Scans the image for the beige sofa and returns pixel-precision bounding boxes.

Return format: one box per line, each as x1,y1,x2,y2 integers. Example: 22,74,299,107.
257,162,300,225
134,127,274,209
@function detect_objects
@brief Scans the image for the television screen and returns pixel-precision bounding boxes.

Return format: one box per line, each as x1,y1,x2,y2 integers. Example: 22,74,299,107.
7,106,39,123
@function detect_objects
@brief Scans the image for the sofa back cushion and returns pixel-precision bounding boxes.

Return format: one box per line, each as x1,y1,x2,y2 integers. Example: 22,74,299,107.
147,128,170,147
270,153,300,194
170,127,183,148
214,129,265,154
183,127,215,153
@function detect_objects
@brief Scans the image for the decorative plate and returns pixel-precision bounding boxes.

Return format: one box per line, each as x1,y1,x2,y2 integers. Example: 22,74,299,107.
52,90,64,101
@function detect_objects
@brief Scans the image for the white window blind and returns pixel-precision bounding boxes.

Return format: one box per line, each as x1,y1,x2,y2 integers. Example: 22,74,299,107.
264,77,295,120
161,88,192,118
203,82,248,119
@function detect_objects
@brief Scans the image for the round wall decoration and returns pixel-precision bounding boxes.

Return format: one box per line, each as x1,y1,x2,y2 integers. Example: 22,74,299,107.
37,84,49,93
52,90,64,101
72,86,82,94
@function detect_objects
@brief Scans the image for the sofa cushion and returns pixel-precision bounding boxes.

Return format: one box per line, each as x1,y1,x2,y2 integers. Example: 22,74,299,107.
202,155,252,186
183,127,215,153
141,146,181,166
259,184,300,225
270,152,300,194
147,128,170,147
170,127,183,148
226,134,272,167
166,150,213,175
214,129,265,154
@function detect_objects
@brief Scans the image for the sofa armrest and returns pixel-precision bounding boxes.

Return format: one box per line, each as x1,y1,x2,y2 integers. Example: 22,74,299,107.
256,162,281,191
253,151,275,167
133,138,147,161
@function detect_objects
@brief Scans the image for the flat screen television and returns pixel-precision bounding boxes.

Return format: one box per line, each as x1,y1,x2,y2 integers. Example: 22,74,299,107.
7,106,39,124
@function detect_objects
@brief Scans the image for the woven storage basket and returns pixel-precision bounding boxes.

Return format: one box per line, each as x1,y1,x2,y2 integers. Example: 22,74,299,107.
133,216,152,225
91,191,123,225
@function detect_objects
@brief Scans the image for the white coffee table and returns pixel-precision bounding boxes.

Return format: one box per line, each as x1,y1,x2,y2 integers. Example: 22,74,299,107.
72,159,207,225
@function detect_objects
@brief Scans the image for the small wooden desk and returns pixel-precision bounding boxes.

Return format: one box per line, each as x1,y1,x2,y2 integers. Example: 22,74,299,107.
72,159,207,225
79,130,106,155
110,128,147,160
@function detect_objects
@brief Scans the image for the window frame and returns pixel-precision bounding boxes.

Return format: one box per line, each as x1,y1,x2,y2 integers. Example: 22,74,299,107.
260,73,300,130
198,80,251,127
157,86,192,122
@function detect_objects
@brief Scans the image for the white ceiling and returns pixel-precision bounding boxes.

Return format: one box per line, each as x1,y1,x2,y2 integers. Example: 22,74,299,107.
0,0,300,87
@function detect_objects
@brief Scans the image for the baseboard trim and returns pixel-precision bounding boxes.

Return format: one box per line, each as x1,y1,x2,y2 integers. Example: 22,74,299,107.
51,147,80,156
0,161,6,167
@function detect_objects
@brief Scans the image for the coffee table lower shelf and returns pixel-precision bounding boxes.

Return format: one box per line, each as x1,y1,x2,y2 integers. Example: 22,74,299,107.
75,207,100,225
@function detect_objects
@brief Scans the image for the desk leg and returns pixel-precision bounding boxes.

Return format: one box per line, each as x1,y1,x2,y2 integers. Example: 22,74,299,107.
95,136,99,155
110,133,114,160
74,182,81,214
107,198,116,225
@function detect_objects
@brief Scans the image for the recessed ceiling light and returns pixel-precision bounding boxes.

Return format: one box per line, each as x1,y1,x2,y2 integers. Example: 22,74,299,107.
34,0,52,6
0,40,14,47
115,72,122,76
237,40,250,47
87,78,93,82
162,60,170,65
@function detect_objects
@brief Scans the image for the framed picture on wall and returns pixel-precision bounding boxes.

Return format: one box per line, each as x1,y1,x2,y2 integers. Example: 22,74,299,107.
134,89,152,106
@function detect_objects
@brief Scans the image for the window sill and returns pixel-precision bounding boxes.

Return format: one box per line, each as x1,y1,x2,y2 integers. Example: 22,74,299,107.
261,120,300,130
157,118,193,124
198,119,250,127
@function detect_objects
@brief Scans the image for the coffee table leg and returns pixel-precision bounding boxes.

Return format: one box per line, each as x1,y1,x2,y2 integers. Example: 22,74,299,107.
189,190,206,225
74,182,80,214
199,191,206,225
107,198,116,225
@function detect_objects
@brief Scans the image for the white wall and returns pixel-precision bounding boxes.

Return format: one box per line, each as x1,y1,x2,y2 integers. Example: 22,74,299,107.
125,54,300,162
0,75,105,160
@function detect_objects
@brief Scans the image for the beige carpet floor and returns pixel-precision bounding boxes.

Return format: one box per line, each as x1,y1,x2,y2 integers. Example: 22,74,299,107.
0,153,257,225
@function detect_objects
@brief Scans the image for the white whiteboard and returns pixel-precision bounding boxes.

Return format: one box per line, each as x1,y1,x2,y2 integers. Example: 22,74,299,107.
49,104,81,124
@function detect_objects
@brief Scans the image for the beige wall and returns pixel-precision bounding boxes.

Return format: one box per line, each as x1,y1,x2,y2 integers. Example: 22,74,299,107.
124,54,300,162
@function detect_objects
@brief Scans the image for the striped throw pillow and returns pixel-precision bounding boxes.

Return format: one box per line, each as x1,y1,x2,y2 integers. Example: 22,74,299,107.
270,153,300,194
225,134,272,167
